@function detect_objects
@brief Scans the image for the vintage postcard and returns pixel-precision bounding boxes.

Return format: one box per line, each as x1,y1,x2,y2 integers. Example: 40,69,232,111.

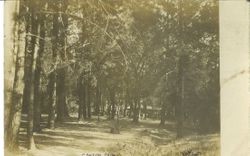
2,0,249,156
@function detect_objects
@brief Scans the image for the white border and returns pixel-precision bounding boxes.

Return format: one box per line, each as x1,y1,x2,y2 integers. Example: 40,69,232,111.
0,1,5,156
220,0,250,155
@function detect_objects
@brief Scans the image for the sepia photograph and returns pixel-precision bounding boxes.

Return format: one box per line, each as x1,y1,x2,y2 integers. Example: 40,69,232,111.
4,0,221,155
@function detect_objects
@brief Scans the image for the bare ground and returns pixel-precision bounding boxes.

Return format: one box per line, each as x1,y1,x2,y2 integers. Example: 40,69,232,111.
6,115,220,156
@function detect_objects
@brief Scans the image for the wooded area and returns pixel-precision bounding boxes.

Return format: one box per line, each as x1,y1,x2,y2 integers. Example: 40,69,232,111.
4,0,219,155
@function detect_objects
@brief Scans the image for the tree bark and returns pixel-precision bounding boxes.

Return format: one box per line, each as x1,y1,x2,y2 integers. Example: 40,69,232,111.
110,88,116,120
86,78,91,119
123,90,130,117
160,100,166,126
47,7,59,129
107,98,111,119
56,68,66,122
176,76,184,138
47,72,57,129
4,0,20,136
26,9,40,150
133,97,140,123
78,75,84,120
95,80,101,120
56,0,69,122
101,95,105,116
77,75,88,121
33,13,46,132
5,0,26,151
176,55,187,138
128,99,133,118
176,0,185,138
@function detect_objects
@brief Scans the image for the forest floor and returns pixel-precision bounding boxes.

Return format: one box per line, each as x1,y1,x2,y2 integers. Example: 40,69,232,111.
8,115,220,156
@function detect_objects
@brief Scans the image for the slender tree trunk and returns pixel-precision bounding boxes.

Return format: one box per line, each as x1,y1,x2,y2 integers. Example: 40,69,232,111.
176,55,187,138
175,0,185,138
122,91,128,118
133,97,140,123
56,73,69,120
78,101,84,120
27,80,36,150
123,90,130,117
64,97,70,118
123,102,127,117
78,75,84,120
78,75,86,120
47,73,57,129
100,90,103,116
86,78,91,119
56,68,66,122
128,99,133,118
95,81,101,120
160,100,166,126
56,0,68,121
48,7,59,129
101,96,105,116
83,81,87,119
33,14,46,132
176,76,184,138
107,101,111,119
110,89,116,120
22,12,39,115
24,8,39,150
109,88,120,134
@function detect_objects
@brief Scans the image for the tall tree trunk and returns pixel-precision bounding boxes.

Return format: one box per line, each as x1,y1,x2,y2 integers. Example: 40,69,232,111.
56,68,66,122
78,75,84,120
176,76,184,138
110,88,116,120
123,103,127,117
95,80,101,120
128,99,133,118
83,80,87,119
21,12,38,115
5,0,26,151
133,97,140,123
176,55,187,138
47,73,57,129
47,5,59,129
107,98,111,119
64,97,70,118
33,13,46,132
86,78,91,119
27,76,36,150
160,100,166,126
123,97,128,118
4,0,20,135
23,8,39,150
101,95,105,116
175,0,185,138
109,87,120,134
56,0,68,121
123,90,130,117
77,74,88,121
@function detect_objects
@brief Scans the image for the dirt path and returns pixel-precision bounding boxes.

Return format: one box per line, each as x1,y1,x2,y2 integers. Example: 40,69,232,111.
13,116,219,156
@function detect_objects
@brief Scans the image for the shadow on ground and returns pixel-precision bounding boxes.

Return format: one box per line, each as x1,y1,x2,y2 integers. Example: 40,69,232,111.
17,115,219,156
